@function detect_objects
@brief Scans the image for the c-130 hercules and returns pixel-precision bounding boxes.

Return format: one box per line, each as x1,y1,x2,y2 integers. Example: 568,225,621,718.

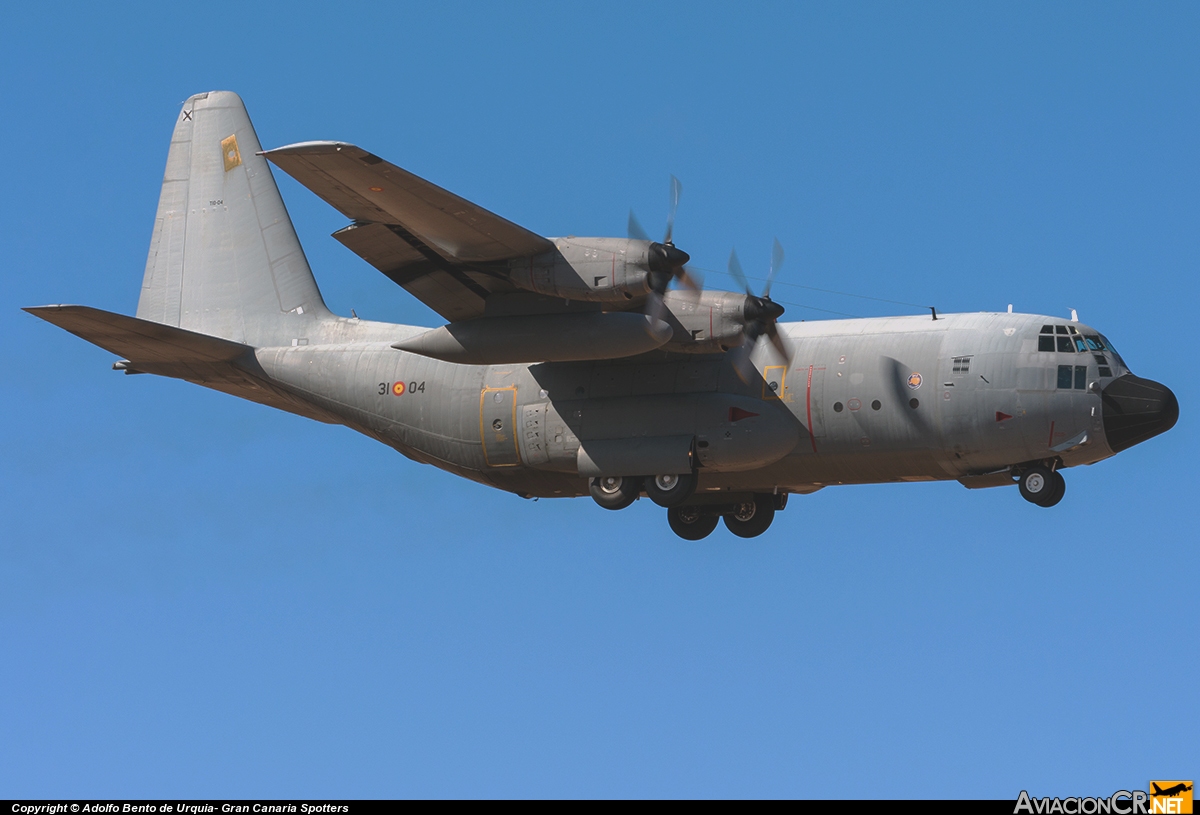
26,92,1179,539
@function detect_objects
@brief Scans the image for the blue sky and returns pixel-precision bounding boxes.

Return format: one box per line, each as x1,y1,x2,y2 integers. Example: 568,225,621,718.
1,1,1196,798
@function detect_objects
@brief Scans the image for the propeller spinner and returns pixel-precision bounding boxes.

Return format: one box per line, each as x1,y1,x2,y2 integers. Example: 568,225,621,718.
728,239,792,382
628,175,702,321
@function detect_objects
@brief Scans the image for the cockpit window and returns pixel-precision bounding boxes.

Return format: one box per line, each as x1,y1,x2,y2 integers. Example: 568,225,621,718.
1100,334,1127,370
1039,324,1083,352
1042,327,1126,372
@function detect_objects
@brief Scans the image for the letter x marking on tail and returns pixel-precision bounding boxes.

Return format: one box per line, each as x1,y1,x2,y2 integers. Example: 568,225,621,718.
183,110,193,121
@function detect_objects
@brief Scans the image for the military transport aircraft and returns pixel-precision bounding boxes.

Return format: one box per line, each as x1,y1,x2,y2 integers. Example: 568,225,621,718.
25,91,1179,539
1151,783,1193,798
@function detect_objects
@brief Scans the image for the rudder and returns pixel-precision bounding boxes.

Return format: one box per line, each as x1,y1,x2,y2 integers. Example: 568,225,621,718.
137,91,331,346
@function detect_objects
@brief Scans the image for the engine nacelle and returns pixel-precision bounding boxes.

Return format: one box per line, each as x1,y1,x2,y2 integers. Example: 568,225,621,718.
656,290,750,353
508,238,653,303
392,312,672,364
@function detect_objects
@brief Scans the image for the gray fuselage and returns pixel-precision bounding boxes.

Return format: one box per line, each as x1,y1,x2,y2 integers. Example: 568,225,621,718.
251,310,1137,499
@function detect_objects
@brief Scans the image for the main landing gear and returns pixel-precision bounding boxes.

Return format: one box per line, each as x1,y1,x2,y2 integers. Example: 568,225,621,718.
668,494,784,540
589,471,698,510
589,475,642,510
589,474,786,539
1017,464,1066,508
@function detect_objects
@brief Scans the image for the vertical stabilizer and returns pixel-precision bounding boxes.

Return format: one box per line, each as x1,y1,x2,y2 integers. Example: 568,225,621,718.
137,91,331,346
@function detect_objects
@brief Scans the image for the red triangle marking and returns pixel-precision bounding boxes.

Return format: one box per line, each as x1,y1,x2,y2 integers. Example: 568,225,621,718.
729,407,759,422
996,411,1013,422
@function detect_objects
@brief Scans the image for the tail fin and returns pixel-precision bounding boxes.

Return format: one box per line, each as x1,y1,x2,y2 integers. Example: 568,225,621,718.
136,91,331,347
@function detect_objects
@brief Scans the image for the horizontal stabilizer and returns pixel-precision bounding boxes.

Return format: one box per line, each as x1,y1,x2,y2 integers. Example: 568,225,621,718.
25,305,339,424
24,305,253,364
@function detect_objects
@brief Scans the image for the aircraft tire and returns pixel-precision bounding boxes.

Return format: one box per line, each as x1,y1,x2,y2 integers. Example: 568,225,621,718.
1036,471,1066,507
667,506,719,540
645,472,697,508
1018,465,1056,505
589,475,643,510
723,495,775,538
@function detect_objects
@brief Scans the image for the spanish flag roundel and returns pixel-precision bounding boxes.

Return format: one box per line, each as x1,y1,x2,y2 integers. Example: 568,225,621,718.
392,382,406,396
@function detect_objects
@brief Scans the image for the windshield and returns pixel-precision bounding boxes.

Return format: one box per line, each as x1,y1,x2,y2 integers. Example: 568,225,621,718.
1098,334,1128,370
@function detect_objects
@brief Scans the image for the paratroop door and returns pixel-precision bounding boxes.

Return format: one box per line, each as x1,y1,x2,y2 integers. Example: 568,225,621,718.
480,386,520,467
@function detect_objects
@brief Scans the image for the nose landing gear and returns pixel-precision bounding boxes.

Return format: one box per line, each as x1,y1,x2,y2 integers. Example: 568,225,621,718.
1018,464,1066,507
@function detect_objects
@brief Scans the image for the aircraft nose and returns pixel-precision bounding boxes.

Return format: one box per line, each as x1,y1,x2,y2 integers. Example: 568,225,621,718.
1101,374,1179,453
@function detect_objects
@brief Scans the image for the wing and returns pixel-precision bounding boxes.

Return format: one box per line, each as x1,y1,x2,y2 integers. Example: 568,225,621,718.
263,141,554,321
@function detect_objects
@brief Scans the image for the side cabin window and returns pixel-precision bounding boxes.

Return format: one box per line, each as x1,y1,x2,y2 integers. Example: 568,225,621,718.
1058,365,1087,390
951,355,972,374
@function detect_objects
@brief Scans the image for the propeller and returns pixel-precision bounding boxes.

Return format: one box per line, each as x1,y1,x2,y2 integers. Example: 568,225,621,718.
728,239,792,382
628,175,702,322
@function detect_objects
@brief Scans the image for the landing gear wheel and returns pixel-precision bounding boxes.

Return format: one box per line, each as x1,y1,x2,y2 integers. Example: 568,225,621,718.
589,475,642,510
1039,470,1066,507
645,472,697,508
1019,465,1063,507
667,506,719,540
723,495,776,538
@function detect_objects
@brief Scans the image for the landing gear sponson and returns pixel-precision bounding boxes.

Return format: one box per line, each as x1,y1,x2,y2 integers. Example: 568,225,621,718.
590,475,787,539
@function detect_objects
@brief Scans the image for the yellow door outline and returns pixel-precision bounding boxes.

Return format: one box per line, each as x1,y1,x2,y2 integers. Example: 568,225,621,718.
479,386,520,467
762,365,787,400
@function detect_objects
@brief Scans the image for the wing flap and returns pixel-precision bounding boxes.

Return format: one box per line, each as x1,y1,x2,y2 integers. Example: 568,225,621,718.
331,221,492,321
263,141,553,263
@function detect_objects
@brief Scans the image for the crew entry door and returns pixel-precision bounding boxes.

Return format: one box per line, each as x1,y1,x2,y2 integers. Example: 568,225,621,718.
480,386,520,467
